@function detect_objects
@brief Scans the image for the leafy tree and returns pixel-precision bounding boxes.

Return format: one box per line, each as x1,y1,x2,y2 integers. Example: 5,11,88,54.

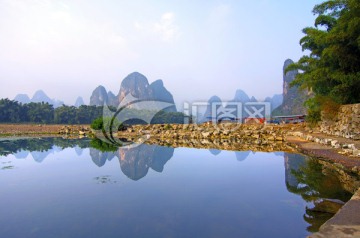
25,102,54,123
151,110,186,124
287,0,360,121
54,105,77,124
0,99,23,122
76,105,101,124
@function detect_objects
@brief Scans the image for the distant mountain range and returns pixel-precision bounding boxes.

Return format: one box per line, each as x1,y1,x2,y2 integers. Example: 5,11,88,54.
12,61,306,115
202,90,283,122
14,90,85,108
202,59,307,120
14,90,65,108
229,89,283,109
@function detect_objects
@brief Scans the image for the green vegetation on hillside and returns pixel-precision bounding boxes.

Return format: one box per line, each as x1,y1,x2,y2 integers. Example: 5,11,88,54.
0,99,55,123
0,98,186,125
0,98,103,124
287,0,360,122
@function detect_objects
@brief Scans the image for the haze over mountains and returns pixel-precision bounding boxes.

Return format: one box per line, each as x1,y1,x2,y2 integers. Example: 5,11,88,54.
202,59,306,119
74,97,85,107
13,59,306,115
202,90,283,122
14,90,66,108
229,89,283,110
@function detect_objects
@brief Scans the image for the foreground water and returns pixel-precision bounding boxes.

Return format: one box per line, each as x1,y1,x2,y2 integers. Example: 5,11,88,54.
0,138,355,238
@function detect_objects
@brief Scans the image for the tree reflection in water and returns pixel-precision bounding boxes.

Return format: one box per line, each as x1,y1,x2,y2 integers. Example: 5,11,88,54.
284,153,356,232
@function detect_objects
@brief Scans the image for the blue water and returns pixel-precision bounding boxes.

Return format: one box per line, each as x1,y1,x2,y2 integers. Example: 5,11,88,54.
0,138,352,238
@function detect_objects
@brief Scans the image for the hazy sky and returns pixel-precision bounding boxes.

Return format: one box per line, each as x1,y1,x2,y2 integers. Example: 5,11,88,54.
0,0,323,106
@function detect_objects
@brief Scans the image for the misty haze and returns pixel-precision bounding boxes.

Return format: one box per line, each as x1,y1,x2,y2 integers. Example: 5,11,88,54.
1,1,359,238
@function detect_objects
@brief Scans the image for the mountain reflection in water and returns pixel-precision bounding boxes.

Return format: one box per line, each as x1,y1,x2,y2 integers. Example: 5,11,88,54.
0,137,255,181
0,137,358,234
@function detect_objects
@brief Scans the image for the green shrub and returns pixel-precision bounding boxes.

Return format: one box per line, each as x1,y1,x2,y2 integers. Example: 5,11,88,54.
304,98,321,124
91,117,124,131
90,117,104,130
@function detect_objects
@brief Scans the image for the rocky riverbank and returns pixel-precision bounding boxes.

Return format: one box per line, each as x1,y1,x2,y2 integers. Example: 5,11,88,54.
1,122,360,174
113,122,360,174
116,123,299,152
309,189,360,238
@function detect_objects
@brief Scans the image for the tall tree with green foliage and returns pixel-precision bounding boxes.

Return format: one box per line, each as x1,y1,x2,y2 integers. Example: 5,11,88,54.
0,99,24,122
287,0,360,121
26,102,54,123
54,105,77,124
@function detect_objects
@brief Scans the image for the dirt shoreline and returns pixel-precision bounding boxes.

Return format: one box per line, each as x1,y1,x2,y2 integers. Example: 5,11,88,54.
0,124,89,137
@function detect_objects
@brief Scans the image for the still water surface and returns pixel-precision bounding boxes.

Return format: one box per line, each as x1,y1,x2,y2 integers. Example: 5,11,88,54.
0,138,354,238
